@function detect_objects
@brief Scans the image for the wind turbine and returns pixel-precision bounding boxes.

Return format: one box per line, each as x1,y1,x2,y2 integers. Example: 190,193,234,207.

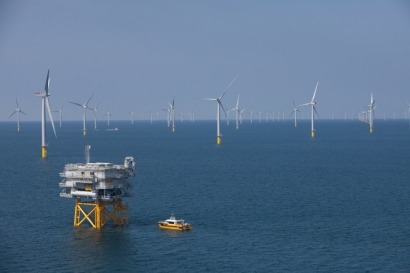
161,106,171,127
368,93,375,134
290,100,301,128
128,111,135,125
9,99,27,132
229,94,242,129
53,106,63,128
92,104,99,130
406,103,410,120
239,108,246,125
149,110,154,124
187,111,195,122
203,76,238,144
35,70,57,158
248,110,253,124
69,94,93,136
170,97,175,132
300,81,319,138
104,107,112,126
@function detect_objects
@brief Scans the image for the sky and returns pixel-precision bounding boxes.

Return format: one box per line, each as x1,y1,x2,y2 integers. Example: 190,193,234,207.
1,0,410,121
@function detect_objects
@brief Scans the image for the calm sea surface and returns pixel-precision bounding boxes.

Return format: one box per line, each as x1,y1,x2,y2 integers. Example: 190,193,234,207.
0,120,409,272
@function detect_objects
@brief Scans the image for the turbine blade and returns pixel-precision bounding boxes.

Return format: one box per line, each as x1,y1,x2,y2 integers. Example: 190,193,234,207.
84,94,94,107
20,111,28,115
219,90,227,100
45,70,50,95
68,101,83,107
221,103,230,125
219,76,239,100
311,81,319,102
224,75,239,93
313,105,319,118
8,111,17,118
45,97,57,137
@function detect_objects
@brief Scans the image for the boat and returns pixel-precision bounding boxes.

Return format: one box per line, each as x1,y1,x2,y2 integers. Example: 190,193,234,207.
157,215,192,231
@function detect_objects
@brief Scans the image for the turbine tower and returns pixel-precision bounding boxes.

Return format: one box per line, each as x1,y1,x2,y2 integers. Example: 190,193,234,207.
300,81,319,137
9,99,27,132
203,76,238,144
35,70,57,158
69,95,93,136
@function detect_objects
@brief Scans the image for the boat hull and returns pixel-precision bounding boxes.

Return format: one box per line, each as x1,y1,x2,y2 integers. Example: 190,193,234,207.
157,222,192,231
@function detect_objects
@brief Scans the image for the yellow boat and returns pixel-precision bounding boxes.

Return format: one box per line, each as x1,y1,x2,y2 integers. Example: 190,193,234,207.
157,215,192,231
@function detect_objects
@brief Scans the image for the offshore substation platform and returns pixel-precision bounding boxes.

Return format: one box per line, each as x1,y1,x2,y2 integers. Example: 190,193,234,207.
59,146,136,228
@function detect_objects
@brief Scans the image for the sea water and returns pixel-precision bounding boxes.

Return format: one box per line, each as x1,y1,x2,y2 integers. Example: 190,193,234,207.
0,120,409,272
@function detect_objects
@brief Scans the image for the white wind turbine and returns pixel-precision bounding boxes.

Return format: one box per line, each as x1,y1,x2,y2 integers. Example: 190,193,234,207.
128,111,135,125
239,109,246,124
368,93,376,134
248,110,253,124
161,106,171,127
149,110,154,124
9,99,27,132
104,107,112,126
69,95,93,136
53,106,63,128
300,81,319,138
290,100,301,128
203,76,238,144
406,103,410,119
35,70,57,158
229,94,242,129
169,97,175,132
92,104,99,130
187,111,195,122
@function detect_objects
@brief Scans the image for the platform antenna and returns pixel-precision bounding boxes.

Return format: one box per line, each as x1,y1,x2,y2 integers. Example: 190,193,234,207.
85,144,91,163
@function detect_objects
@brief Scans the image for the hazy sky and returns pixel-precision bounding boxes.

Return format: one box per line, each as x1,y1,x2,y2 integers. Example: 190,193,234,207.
1,0,409,121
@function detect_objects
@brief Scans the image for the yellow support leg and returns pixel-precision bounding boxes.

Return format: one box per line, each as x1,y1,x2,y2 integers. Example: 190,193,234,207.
311,130,315,138
217,135,221,145
73,199,128,229
41,146,47,158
